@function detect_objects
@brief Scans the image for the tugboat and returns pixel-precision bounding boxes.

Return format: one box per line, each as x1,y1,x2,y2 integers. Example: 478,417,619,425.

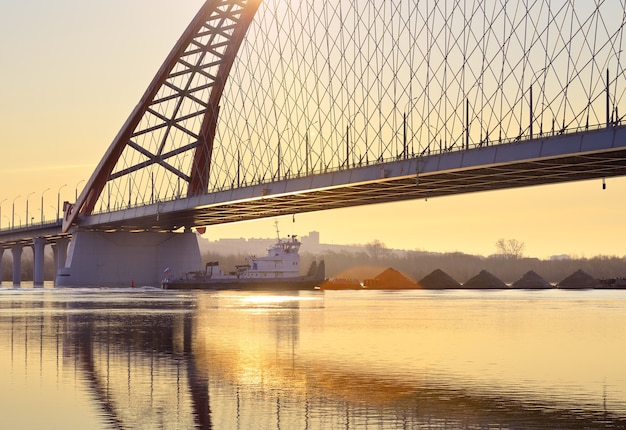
162,225,325,290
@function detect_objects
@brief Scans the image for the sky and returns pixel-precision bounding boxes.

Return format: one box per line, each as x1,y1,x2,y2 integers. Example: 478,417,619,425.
0,1,625,259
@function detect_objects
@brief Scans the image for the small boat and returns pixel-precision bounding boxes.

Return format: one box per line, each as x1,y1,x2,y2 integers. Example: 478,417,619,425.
162,231,325,290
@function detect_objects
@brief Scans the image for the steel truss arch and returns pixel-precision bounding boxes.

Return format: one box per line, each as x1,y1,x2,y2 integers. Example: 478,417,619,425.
64,0,626,233
63,0,262,232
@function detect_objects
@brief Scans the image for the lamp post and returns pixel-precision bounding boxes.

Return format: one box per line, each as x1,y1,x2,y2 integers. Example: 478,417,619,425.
25,191,34,227
75,179,85,201
305,120,319,175
277,127,289,181
41,188,50,224
403,97,420,158
237,139,250,187
57,184,67,222
347,112,363,168
424,125,438,153
0,198,6,230
12,195,20,229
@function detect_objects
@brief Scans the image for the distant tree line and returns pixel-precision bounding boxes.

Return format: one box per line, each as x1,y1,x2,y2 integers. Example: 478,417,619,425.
3,240,622,284
202,241,626,284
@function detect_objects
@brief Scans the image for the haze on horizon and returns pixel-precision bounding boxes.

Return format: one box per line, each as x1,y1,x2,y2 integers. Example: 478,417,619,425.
0,1,624,260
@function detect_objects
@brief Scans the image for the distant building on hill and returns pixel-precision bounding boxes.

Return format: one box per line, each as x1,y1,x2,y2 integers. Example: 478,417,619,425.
301,231,320,247
198,230,407,256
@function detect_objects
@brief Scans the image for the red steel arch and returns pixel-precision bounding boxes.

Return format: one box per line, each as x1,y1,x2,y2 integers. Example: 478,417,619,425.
63,0,262,233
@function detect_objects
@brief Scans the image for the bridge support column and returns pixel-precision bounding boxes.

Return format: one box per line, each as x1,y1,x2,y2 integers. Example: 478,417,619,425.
0,248,4,285
11,245,23,287
52,237,70,286
56,230,201,288
33,238,46,287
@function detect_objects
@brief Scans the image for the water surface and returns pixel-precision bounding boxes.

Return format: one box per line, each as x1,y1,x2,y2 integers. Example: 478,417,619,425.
1,286,625,429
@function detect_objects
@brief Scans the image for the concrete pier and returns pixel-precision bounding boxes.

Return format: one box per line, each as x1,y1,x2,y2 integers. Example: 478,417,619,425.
11,245,23,286
52,237,70,285
56,230,201,287
33,238,46,287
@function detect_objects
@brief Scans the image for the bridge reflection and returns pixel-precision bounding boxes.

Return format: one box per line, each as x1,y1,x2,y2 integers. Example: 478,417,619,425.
0,290,624,429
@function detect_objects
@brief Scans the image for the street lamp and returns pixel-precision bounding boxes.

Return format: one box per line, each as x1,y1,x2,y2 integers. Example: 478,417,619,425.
0,198,6,230
237,139,250,187
12,195,20,229
25,191,34,227
277,127,289,181
305,120,319,175
403,97,420,158
347,112,363,168
57,184,67,222
41,188,50,224
75,179,85,201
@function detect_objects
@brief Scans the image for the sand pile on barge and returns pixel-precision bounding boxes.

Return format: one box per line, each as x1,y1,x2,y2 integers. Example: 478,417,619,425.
363,268,419,289
418,269,462,289
463,270,508,289
512,271,553,289
557,269,601,289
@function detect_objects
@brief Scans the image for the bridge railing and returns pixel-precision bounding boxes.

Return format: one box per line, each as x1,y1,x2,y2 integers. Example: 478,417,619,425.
0,219,62,234
2,120,619,228
1,119,621,235
82,120,622,218
1,120,620,232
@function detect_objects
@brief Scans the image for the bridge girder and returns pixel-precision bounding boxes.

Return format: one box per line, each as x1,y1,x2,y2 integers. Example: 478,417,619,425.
78,126,626,233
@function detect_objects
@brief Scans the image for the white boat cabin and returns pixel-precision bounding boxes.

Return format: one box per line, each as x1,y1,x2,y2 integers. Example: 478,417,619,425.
208,235,302,279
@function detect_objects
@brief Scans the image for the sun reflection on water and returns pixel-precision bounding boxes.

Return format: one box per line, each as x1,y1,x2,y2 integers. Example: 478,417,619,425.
1,288,626,429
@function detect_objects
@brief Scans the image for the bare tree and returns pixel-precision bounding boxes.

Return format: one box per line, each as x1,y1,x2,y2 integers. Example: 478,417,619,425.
495,238,526,259
365,239,391,260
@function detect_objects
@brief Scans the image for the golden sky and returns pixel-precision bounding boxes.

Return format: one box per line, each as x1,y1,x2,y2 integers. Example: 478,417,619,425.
0,1,624,259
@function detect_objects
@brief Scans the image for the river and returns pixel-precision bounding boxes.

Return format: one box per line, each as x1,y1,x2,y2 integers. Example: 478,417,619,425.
0,285,625,429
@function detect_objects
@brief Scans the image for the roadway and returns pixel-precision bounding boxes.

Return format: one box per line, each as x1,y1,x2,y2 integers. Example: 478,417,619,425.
1,124,625,240
80,125,626,232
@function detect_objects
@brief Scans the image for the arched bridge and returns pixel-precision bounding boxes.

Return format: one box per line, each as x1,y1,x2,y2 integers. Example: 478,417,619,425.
66,0,626,233
2,0,626,286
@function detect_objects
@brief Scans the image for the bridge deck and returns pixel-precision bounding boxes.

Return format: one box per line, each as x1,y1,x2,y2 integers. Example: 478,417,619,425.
0,222,67,247
77,125,626,232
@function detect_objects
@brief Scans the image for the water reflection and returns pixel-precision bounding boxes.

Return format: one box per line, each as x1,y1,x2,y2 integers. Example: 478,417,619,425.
0,288,625,429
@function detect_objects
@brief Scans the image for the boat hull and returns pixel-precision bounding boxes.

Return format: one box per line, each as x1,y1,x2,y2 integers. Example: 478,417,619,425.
161,276,323,291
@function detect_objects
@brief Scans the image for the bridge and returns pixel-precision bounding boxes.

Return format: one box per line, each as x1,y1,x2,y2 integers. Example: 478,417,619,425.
1,0,626,287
